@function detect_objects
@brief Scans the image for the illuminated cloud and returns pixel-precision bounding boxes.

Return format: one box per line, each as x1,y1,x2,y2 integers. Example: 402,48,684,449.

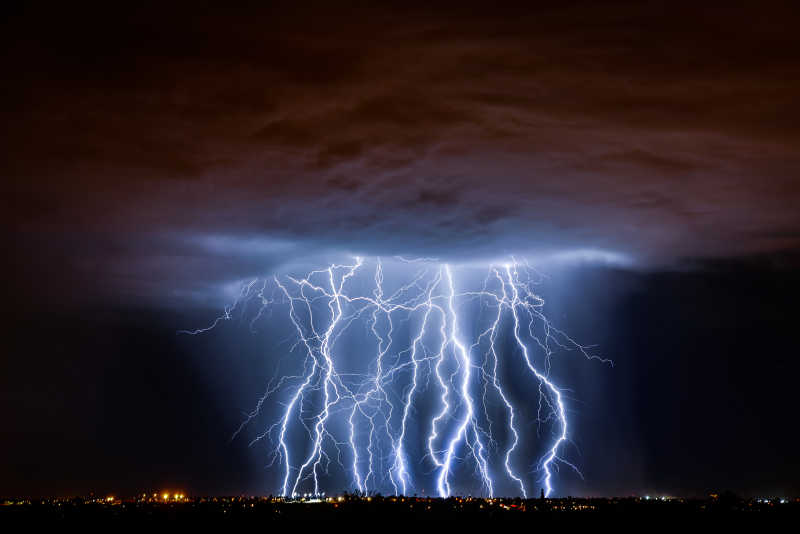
3,3,799,301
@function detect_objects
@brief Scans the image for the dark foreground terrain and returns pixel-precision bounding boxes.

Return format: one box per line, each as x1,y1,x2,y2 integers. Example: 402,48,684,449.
2,495,798,523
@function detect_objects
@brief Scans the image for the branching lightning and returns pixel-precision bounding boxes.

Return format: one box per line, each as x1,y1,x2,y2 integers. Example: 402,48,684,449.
181,257,610,497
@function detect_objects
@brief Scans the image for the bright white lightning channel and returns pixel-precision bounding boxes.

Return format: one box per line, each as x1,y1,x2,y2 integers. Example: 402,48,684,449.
180,258,610,497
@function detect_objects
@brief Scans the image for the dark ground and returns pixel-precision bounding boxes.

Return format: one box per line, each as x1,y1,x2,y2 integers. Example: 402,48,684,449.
2,495,797,523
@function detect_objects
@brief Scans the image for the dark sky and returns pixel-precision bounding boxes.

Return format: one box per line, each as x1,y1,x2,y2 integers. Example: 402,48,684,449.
2,1,800,498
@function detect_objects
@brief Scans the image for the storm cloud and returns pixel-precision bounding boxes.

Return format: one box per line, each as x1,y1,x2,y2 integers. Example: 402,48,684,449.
3,1,800,301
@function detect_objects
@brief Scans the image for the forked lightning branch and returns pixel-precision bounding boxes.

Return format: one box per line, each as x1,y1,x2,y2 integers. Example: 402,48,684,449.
182,258,610,498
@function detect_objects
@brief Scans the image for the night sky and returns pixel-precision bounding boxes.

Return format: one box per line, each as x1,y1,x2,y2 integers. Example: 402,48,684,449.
2,2,800,498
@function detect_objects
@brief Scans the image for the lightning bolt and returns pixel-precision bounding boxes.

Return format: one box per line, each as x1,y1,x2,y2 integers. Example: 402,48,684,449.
181,257,610,498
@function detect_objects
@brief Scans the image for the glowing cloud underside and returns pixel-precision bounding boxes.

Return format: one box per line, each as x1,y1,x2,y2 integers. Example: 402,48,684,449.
181,258,609,497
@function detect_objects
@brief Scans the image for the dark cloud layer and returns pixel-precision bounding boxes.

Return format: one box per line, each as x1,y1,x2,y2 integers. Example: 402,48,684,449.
3,1,800,299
